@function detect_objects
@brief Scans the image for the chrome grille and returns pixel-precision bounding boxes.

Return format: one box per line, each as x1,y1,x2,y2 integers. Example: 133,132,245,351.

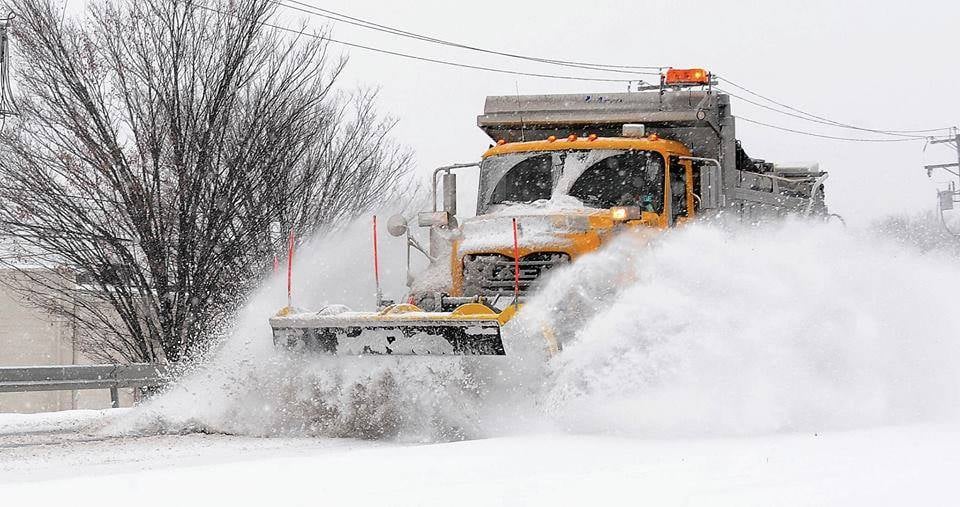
462,252,570,297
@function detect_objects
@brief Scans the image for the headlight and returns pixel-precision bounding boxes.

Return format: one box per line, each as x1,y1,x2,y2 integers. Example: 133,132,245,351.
610,206,642,222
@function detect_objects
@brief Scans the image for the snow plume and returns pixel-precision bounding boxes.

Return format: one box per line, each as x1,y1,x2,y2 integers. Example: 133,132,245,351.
111,216,485,441
517,219,960,436
121,354,482,440
114,216,960,441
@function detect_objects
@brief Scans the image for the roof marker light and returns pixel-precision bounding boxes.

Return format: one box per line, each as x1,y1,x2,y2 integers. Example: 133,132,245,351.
588,134,598,141
547,135,557,143
497,139,506,145
664,68,710,85
567,134,578,142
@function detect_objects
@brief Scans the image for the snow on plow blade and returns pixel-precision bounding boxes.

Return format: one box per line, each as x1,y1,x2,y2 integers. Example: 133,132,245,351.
269,303,514,356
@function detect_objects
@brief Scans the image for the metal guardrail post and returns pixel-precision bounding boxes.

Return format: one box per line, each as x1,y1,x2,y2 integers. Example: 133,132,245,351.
109,386,119,408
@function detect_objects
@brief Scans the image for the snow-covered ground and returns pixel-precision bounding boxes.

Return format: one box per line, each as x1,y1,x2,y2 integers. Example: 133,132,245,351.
0,409,958,506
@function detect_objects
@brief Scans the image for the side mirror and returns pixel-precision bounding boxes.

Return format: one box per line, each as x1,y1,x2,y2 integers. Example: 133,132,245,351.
386,214,408,237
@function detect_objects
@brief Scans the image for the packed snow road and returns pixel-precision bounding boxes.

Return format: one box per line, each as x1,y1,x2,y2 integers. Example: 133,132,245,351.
0,410,958,506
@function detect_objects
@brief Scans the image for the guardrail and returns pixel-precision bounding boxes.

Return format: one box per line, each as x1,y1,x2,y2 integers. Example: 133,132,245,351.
0,364,169,408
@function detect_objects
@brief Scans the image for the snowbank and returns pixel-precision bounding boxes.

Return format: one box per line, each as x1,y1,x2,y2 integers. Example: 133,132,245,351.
0,409,123,435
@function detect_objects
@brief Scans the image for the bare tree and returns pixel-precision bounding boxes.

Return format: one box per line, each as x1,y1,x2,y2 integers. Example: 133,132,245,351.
0,0,411,363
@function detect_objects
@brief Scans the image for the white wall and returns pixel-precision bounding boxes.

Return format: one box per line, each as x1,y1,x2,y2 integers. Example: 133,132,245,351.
0,268,134,413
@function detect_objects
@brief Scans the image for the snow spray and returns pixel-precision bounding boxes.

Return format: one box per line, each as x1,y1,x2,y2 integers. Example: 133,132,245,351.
113,216,960,440
508,219,960,436
110,216,480,440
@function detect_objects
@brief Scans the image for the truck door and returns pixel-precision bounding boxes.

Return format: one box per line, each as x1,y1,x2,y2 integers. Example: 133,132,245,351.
668,155,691,225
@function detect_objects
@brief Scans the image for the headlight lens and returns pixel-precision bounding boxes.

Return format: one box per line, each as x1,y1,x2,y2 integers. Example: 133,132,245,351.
610,206,642,222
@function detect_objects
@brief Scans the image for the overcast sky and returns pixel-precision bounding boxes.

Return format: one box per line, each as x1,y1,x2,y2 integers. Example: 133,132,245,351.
278,0,957,225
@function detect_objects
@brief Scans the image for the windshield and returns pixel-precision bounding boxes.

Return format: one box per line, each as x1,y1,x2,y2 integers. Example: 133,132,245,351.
488,153,553,206
569,150,664,211
478,149,665,214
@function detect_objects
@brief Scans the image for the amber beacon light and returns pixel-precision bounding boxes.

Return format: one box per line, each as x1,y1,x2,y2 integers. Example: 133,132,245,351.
664,68,710,85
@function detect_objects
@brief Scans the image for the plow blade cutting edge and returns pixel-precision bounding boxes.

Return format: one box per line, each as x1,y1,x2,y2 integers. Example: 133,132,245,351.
269,303,515,356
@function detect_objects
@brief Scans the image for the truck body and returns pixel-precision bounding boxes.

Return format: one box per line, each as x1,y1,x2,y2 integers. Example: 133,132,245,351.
271,71,829,355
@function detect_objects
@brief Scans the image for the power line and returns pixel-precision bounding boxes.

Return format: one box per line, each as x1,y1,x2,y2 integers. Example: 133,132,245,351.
275,0,663,77
736,115,924,142
279,1,953,138
323,34,639,84
276,2,955,140
193,2,640,84
717,87,927,140
719,76,953,136
187,1,955,141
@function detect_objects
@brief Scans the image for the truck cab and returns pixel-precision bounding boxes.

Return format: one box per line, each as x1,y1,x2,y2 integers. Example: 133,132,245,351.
441,134,696,307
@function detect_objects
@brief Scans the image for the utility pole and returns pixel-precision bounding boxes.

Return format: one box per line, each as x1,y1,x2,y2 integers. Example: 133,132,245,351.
925,127,960,232
0,15,17,119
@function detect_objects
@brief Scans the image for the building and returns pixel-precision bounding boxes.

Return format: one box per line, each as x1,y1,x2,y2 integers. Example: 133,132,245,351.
0,267,134,413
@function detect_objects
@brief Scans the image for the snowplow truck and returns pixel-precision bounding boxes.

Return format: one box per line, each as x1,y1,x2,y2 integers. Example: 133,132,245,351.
270,69,828,356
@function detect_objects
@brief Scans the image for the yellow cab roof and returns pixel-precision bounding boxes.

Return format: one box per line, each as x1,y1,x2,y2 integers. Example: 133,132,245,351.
481,136,692,159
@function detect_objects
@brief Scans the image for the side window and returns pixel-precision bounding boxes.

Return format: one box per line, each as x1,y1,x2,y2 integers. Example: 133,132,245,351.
489,153,553,206
691,162,701,214
570,151,664,211
669,155,688,220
